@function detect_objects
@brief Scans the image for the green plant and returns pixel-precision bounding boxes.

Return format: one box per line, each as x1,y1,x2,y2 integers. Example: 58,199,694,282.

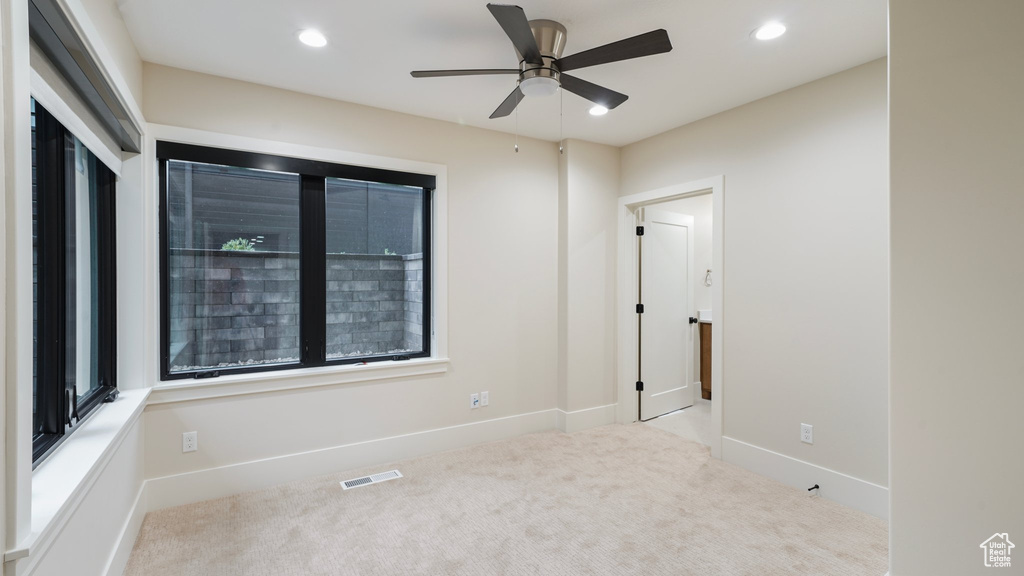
222,238,255,251
384,248,395,256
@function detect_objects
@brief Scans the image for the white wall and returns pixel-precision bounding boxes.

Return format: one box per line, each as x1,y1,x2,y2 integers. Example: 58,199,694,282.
141,64,560,484
3,0,35,559
657,193,713,386
621,59,890,488
558,139,620,419
3,0,147,573
889,1,1024,574
22,419,145,576
1,0,17,561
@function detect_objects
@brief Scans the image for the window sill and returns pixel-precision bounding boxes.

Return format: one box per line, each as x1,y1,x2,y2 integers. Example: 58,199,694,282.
148,357,450,405
5,388,149,565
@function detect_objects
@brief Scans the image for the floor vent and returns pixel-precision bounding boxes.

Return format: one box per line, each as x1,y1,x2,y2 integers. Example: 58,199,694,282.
341,470,403,490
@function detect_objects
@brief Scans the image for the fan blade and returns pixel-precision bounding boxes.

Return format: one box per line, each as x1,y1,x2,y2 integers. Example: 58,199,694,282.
486,4,542,64
559,74,628,109
411,69,519,78
489,86,525,119
555,29,672,72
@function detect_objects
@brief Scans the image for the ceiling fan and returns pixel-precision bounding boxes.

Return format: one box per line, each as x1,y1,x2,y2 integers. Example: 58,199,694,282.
411,3,672,119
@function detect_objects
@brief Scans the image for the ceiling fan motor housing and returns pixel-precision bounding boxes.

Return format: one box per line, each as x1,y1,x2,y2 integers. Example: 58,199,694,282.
516,19,567,95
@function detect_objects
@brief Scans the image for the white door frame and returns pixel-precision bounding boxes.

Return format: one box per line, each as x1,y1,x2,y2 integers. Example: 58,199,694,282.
617,175,725,458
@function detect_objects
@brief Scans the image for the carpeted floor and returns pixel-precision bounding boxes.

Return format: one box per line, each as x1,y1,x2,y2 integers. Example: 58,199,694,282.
125,424,888,576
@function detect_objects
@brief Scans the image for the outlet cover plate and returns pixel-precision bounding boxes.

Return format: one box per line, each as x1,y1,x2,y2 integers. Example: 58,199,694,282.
470,393,480,409
800,423,813,444
182,431,198,453
481,391,489,406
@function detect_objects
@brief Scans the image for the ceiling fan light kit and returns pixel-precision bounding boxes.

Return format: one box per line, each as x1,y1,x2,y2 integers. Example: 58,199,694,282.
519,76,559,97
411,3,672,120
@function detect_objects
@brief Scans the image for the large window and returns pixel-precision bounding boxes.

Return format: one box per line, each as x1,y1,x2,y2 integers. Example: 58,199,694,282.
32,99,118,463
158,142,433,379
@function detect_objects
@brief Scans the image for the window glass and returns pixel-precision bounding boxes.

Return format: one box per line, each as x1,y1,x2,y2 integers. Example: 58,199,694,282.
32,98,117,463
67,136,102,399
325,179,426,359
32,98,40,434
165,160,301,373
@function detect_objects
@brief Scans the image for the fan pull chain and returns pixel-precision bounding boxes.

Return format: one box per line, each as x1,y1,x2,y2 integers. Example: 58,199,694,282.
514,91,520,153
559,88,564,155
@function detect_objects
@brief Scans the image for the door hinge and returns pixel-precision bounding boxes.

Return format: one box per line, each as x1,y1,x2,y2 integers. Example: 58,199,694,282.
636,225,645,236
636,381,644,392
636,304,644,314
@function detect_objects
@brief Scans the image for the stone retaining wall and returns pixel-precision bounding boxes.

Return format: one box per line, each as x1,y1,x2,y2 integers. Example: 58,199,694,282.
168,249,423,371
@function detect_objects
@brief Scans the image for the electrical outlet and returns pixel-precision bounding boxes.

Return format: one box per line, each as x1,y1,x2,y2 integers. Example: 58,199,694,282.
800,423,813,444
480,391,489,406
470,393,480,409
182,431,198,453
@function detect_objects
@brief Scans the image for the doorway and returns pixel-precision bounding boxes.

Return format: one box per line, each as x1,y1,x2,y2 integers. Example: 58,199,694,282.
617,176,724,458
637,208,695,420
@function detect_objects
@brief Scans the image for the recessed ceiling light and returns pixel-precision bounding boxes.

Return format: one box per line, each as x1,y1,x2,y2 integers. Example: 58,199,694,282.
589,105,609,116
753,22,786,40
299,29,327,48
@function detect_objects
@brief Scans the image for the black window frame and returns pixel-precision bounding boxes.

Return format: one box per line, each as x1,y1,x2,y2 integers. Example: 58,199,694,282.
157,141,434,381
33,100,118,465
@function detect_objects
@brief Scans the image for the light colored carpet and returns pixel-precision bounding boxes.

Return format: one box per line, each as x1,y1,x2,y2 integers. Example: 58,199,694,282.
125,425,887,576
645,399,713,446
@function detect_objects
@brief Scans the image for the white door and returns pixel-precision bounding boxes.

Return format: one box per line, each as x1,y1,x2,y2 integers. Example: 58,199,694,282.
639,208,694,420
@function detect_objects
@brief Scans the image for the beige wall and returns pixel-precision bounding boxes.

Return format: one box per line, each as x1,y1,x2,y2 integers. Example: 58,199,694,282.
142,64,560,479
621,59,889,486
889,1,1024,574
77,0,143,108
559,139,620,413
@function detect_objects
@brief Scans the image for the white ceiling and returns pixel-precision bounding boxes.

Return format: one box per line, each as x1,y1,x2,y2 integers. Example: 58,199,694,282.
117,0,887,147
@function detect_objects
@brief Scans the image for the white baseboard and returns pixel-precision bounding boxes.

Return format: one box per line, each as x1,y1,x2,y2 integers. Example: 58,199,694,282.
102,483,148,576
146,408,560,511
721,436,889,520
556,404,618,433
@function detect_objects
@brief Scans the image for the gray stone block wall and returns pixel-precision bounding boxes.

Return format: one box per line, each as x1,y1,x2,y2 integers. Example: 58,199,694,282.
168,249,425,372
403,254,424,351
324,253,407,359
